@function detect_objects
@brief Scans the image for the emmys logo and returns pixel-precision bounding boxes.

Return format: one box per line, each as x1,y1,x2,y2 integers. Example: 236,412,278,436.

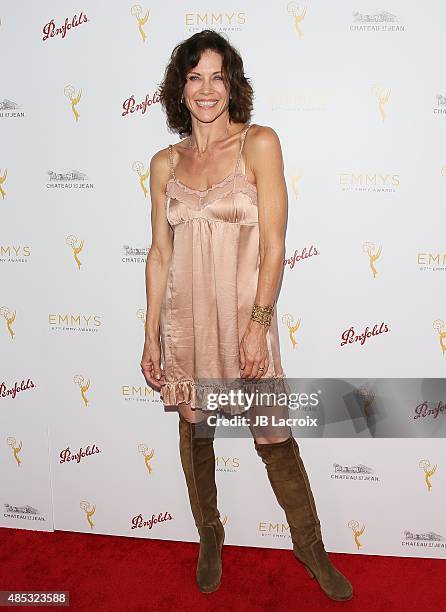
340,322,390,347
42,12,88,41
268,88,333,111
64,85,82,122
6,436,23,467
282,314,301,349
284,245,318,270
363,242,382,278
287,2,307,38
354,385,375,417
131,511,173,530
418,253,446,272
121,384,157,402
0,378,35,400
0,245,31,263
0,167,7,199
432,319,446,354
73,375,91,407
0,99,25,119
348,519,365,550
215,456,240,472
331,462,378,482
49,313,102,333
47,169,93,189
66,235,84,270
350,11,403,31
122,91,160,117
138,444,155,474
289,171,303,199
80,501,96,529
131,5,150,42
372,85,390,121
419,459,437,492
338,172,400,192
132,161,150,197
258,521,291,539
185,12,246,31
0,306,16,339
59,444,100,465
122,246,148,263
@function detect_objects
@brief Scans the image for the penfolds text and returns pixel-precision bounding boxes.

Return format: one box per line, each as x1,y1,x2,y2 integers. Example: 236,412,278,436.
284,245,319,270
42,12,88,41
340,322,390,346
0,378,35,400
122,92,161,117
59,444,101,464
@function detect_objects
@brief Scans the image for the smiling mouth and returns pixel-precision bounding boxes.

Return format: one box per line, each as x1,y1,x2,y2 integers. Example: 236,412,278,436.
195,100,219,108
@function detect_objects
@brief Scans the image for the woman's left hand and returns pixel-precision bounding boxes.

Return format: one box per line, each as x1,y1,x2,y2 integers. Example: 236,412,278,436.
239,320,269,379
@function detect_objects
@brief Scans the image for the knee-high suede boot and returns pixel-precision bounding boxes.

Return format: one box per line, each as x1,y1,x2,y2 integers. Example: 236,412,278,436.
178,413,225,593
254,436,353,601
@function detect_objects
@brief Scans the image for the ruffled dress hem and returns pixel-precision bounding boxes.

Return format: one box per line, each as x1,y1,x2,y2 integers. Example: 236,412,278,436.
160,373,290,413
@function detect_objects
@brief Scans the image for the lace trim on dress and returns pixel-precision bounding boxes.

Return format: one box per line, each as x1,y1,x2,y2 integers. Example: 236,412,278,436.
166,172,257,206
166,124,255,196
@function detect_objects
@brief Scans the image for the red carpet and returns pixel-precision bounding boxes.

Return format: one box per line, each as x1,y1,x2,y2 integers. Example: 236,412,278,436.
0,527,443,611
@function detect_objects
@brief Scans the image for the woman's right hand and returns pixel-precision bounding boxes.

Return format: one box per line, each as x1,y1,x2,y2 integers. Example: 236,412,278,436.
141,336,166,391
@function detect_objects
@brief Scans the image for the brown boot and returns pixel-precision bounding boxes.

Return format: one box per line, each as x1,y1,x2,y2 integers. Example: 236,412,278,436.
254,435,353,601
178,413,225,593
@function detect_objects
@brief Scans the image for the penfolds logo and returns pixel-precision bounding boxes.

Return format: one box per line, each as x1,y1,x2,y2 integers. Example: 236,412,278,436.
122,92,161,117
340,322,390,346
59,444,101,465
42,11,89,41
131,511,173,530
413,401,446,420
0,378,35,400
284,245,319,270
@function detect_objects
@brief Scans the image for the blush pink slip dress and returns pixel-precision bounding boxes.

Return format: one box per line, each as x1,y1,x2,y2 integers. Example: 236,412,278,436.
159,123,287,414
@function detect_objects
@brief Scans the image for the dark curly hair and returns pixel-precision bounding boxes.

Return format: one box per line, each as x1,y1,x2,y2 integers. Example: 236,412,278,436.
158,29,254,137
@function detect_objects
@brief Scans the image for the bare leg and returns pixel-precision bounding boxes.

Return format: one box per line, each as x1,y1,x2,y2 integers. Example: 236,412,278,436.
177,400,208,424
248,400,292,444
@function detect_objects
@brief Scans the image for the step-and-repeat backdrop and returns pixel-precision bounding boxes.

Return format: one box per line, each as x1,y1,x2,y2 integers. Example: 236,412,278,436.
1,2,445,559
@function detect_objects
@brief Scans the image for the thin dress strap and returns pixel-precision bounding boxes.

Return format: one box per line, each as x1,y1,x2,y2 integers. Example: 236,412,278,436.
234,124,252,176
168,144,176,179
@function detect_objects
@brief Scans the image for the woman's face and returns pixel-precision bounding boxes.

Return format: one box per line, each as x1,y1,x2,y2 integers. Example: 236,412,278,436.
183,49,229,123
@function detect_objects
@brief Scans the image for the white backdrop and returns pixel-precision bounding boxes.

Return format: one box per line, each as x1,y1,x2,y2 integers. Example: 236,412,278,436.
1,1,445,559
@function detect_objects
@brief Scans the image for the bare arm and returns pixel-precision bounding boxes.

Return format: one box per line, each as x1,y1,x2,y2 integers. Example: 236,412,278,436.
144,148,173,342
252,126,287,308
239,126,287,379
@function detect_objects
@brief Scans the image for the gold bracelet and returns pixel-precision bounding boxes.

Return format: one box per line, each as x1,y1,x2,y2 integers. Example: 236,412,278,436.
251,301,275,327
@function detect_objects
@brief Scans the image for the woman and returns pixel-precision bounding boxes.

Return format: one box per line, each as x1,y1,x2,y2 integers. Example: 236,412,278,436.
141,30,353,601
